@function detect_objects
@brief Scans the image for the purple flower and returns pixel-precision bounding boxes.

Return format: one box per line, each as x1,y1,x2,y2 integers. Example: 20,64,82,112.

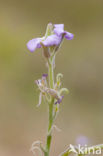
27,23,74,53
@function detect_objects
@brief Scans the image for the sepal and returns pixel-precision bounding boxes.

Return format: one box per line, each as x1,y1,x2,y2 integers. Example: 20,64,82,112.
45,23,53,38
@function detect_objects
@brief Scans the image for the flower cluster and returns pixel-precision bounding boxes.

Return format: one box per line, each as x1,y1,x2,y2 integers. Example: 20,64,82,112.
27,23,72,107
27,23,74,53
35,73,67,106
27,23,73,156
27,23,103,156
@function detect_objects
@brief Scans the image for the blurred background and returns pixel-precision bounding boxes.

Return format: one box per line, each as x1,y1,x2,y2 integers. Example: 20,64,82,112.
0,0,103,155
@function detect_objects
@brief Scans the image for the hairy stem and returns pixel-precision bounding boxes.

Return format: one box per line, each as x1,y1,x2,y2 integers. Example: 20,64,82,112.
45,60,54,156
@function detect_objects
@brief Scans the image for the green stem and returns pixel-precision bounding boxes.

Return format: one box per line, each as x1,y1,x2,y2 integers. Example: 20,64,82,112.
48,60,54,89
45,60,54,156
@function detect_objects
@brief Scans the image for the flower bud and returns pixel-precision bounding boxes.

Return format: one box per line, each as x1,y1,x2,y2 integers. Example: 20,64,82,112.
59,88,69,95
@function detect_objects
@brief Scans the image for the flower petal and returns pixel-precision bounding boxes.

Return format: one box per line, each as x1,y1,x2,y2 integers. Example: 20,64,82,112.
54,24,74,40
42,34,62,46
54,24,64,30
37,92,42,107
54,24,64,36
27,38,42,52
64,31,74,40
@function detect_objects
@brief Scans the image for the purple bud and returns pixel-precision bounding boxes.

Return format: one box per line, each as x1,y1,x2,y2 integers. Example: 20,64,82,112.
55,95,64,104
42,74,48,78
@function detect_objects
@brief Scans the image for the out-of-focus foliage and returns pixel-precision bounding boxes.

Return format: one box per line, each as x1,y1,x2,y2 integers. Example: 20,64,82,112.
0,0,103,156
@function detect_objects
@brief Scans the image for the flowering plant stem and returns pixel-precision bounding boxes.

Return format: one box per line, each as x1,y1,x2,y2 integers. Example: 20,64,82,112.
27,23,103,156
45,59,54,156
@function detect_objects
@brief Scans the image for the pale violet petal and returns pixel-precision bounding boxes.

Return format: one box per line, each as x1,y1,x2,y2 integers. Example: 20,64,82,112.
42,34,62,46
64,31,74,40
54,24,64,29
27,38,42,52
54,24,64,36
54,24,74,40
54,28,64,36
